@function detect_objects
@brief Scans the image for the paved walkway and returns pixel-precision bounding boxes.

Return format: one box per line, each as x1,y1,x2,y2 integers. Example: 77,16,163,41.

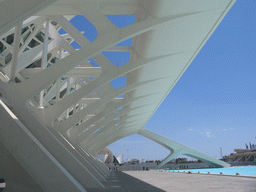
123,170,256,192
88,170,256,192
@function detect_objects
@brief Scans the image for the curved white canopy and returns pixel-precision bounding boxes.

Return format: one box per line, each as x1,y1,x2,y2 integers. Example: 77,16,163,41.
0,0,235,191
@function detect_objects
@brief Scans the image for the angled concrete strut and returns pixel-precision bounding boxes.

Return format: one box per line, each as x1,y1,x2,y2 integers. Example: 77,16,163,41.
139,129,230,168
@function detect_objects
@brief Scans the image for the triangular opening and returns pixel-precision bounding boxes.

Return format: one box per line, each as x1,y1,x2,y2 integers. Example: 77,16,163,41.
105,15,136,28
110,77,127,89
87,58,100,67
69,15,98,42
102,52,130,67
70,41,81,49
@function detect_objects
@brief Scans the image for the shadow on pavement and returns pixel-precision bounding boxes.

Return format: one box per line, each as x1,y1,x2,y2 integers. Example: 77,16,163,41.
87,171,165,192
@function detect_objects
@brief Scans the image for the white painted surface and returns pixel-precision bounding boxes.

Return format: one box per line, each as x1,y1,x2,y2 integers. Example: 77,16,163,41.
0,0,236,191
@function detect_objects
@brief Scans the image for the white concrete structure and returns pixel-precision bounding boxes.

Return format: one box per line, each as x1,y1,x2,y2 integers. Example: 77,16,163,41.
0,0,235,191
96,148,114,164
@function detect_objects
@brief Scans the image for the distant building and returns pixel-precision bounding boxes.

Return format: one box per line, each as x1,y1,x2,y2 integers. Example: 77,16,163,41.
223,148,256,163
96,148,113,164
96,148,122,164
128,159,144,164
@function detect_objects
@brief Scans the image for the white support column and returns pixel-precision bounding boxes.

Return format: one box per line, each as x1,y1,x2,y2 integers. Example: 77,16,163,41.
56,49,62,102
66,77,71,119
66,142,109,179
73,104,77,115
41,19,50,68
39,20,50,108
55,79,60,101
75,145,110,176
10,22,22,81
0,101,86,192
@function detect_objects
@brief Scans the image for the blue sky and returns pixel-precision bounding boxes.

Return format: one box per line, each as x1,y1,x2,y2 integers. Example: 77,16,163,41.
64,0,256,161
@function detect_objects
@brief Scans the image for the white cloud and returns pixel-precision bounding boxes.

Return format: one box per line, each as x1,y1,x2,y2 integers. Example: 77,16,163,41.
223,128,234,131
188,129,193,131
205,131,212,138
199,130,212,138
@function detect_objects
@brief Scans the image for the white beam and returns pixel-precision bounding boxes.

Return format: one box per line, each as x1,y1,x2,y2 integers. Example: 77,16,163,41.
42,53,175,124
67,93,159,136
76,105,152,143
10,22,22,81
59,77,163,131
39,20,50,107
139,129,230,168
17,13,197,99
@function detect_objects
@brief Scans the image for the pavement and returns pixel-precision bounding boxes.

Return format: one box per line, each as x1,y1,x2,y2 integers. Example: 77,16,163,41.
87,170,256,192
